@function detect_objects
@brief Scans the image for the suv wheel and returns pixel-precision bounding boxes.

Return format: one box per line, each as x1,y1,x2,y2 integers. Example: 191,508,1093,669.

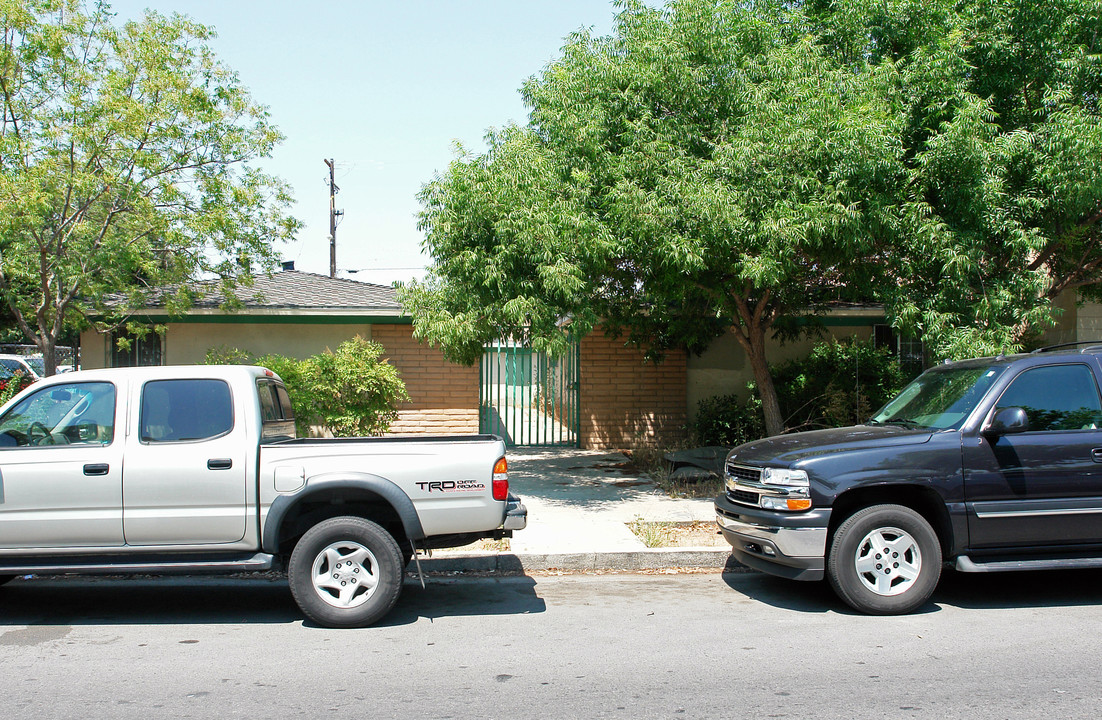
827,504,941,615
288,516,404,628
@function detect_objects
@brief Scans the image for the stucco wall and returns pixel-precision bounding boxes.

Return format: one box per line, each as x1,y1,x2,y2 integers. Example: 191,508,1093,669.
79,322,377,368
686,320,877,421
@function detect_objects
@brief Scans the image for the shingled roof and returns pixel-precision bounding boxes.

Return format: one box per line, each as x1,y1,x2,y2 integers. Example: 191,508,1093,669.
188,270,401,313
122,270,405,319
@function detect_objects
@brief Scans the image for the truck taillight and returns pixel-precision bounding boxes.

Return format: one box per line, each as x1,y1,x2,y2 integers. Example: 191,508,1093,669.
492,457,508,501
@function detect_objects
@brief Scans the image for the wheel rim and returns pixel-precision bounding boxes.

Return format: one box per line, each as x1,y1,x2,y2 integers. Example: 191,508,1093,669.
310,541,381,609
853,526,921,596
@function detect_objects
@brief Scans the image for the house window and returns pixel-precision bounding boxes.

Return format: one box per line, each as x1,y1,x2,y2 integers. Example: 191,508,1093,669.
874,325,925,379
111,329,163,367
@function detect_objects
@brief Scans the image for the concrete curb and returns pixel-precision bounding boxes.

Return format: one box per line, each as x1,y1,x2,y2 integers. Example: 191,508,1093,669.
414,547,745,574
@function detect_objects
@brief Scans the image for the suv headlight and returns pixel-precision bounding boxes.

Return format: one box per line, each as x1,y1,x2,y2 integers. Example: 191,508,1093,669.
759,468,809,488
759,468,812,511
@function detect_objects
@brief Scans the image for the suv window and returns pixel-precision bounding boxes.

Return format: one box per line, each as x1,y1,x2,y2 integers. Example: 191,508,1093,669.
995,364,1102,432
141,379,233,442
0,382,116,447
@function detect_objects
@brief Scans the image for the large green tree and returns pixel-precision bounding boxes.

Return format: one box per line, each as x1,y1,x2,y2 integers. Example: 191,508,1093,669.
0,0,298,374
403,0,906,436
809,0,1102,357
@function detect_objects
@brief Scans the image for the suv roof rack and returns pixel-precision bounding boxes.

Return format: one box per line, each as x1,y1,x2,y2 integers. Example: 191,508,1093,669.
1030,341,1102,354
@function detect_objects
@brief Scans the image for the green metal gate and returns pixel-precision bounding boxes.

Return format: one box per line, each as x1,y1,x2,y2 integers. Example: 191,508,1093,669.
479,341,579,447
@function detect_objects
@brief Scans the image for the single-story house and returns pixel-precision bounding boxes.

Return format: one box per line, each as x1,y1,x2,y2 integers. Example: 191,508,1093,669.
79,270,1098,449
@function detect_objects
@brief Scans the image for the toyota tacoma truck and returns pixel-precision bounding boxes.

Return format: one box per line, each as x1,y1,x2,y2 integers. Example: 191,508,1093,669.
0,365,526,627
716,343,1102,614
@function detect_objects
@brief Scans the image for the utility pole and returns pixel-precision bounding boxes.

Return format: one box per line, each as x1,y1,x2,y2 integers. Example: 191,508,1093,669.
324,158,343,278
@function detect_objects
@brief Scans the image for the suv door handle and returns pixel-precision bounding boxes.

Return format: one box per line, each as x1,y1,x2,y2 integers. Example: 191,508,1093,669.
83,463,109,476
1092,448,1102,464
207,458,233,470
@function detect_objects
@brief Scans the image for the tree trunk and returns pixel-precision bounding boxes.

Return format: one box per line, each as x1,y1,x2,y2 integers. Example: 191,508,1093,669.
730,293,784,437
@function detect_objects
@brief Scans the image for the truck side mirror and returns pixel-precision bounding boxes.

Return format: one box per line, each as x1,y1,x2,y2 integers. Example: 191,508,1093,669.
985,407,1029,436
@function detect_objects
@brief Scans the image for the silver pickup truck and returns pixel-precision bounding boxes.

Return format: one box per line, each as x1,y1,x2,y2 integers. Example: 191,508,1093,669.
0,365,526,627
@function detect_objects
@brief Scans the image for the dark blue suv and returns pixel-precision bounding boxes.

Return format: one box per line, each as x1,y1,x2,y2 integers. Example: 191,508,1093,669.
715,343,1102,614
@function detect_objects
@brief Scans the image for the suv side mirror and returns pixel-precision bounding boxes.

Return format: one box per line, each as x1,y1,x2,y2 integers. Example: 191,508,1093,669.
985,407,1029,436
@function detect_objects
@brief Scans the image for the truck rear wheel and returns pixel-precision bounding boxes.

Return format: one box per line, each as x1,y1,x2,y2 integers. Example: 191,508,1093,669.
288,516,404,628
827,504,941,615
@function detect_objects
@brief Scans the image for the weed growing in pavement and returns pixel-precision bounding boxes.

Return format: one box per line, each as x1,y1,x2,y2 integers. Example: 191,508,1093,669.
628,517,674,548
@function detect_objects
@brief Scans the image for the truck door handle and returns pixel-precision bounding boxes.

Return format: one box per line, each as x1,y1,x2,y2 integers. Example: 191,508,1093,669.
207,458,233,470
83,463,109,476
1092,448,1102,464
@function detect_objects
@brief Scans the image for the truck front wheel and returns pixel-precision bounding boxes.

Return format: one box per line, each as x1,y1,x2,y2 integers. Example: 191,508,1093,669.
288,516,404,628
827,504,941,615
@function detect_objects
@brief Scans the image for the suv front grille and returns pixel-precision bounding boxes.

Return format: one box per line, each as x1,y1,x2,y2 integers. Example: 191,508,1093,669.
725,463,763,507
729,488,759,506
726,463,762,483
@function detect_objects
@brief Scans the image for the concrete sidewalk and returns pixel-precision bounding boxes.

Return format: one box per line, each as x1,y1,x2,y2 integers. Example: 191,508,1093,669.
419,447,735,574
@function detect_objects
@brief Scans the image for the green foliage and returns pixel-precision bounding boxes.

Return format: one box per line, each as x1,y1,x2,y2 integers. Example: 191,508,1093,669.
693,392,765,448
298,336,411,438
0,1,299,374
771,339,906,431
694,339,906,443
203,337,410,438
808,0,1102,357
0,371,35,407
403,0,908,436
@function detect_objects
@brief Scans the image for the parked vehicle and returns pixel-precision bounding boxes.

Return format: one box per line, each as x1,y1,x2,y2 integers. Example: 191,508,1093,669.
716,343,1102,614
0,354,42,380
0,365,526,627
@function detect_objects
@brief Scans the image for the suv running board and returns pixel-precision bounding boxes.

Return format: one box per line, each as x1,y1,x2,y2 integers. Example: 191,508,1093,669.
0,552,277,576
956,554,1102,573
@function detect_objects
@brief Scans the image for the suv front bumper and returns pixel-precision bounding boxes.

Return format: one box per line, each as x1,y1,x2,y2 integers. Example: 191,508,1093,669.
715,494,830,581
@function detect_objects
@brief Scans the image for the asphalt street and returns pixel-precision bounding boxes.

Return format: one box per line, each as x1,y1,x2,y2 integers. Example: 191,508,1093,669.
2,569,1101,719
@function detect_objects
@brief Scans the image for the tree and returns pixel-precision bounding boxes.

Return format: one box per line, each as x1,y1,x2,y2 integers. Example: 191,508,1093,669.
0,0,298,374
808,0,1102,357
403,0,906,436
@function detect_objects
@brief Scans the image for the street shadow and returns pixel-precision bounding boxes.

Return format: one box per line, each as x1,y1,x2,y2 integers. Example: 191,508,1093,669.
376,576,546,627
721,564,846,614
0,576,302,626
0,574,546,628
721,562,1102,614
932,568,1102,610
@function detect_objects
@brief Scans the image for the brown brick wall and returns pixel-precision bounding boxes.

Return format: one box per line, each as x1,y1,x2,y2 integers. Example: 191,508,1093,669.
372,324,480,435
579,332,687,449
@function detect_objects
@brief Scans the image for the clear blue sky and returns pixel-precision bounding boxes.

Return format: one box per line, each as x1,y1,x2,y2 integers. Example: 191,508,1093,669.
109,1,623,286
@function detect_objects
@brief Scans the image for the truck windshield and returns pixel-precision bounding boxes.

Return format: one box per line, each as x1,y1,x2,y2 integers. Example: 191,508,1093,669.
869,364,1006,430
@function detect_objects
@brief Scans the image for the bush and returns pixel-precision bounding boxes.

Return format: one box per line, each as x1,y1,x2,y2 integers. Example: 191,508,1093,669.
0,371,35,407
693,392,765,448
693,339,907,445
204,337,410,437
773,339,905,432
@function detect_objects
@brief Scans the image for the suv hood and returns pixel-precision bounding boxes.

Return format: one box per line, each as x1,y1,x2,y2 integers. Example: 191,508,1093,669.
727,425,934,467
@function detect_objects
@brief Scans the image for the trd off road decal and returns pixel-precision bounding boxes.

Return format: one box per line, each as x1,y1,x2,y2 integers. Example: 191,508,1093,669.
415,480,486,493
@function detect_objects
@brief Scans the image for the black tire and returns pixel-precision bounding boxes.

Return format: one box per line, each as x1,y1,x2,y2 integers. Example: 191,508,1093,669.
827,504,941,615
288,516,404,628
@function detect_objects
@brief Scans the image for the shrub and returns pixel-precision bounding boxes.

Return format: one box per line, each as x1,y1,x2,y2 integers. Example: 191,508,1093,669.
693,338,907,445
299,336,411,437
0,371,35,407
204,337,410,437
773,339,905,432
693,391,765,448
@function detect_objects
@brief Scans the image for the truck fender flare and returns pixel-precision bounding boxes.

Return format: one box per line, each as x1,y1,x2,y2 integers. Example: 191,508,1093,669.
263,473,425,554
